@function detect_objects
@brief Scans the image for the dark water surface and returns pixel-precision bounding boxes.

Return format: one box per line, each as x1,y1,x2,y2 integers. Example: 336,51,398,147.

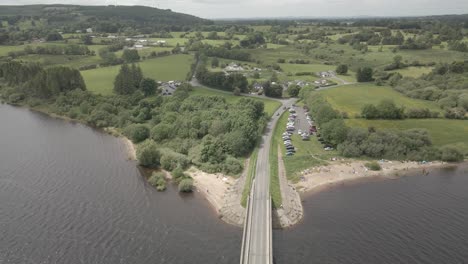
0,104,241,264
274,164,468,264
2,104,468,264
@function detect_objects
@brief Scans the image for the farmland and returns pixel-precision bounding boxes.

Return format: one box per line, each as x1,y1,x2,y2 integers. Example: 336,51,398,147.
320,84,442,116
82,54,193,95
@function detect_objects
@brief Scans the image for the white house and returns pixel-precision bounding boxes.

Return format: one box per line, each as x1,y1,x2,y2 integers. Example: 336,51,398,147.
86,28,93,33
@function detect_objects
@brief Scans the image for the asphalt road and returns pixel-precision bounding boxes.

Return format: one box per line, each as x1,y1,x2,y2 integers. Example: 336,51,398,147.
244,97,296,264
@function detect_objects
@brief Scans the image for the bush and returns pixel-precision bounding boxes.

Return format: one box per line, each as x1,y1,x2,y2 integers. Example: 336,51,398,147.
137,140,161,168
148,172,167,191
440,146,464,162
160,151,190,171
171,167,187,182
222,156,243,175
178,178,194,192
123,124,150,143
8,93,25,104
365,161,382,171
336,64,348,75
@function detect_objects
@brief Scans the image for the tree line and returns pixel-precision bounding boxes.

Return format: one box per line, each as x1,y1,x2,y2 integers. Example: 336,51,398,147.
300,88,464,162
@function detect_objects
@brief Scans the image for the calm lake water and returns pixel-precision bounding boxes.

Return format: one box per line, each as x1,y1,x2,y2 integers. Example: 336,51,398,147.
1,103,467,264
0,104,241,264
274,164,468,264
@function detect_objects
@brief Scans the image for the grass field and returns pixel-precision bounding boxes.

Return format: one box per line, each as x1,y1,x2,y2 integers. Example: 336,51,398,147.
346,119,468,152
82,54,193,95
320,84,442,116
190,86,281,117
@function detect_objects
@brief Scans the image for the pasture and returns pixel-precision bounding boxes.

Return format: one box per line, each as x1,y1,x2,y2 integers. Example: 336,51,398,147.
320,84,442,116
82,54,193,95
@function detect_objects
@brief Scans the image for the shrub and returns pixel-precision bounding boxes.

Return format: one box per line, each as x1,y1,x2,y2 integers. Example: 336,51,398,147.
160,151,190,171
137,140,161,168
365,161,382,171
178,178,194,192
171,167,186,182
440,146,464,162
222,156,243,175
8,93,24,104
148,172,167,191
123,124,150,143
335,64,348,74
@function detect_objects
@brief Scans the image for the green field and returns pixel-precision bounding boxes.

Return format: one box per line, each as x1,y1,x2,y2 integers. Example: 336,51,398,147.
320,84,442,116
346,119,468,152
82,54,193,95
190,86,281,117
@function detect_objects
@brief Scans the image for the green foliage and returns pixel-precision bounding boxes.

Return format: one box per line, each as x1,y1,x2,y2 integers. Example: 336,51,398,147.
148,172,167,191
320,119,349,147
46,32,63,41
263,82,283,98
335,64,348,74
365,161,382,171
178,178,194,192
356,67,374,82
123,124,150,143
113,64,143,95
137,140,161,168
361,99,405,119
160,150,190,171
440,146,464,162
140,78,158,97
196,66,248,93
287,85,301,97
122,49,140,63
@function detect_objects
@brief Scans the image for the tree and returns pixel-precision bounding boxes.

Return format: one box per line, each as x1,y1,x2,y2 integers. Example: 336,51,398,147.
335,64,348,75
287,85,301,97
122,49,140,63
263,82,283,98
136,140,161,167
46,32,63,41
211,57,219,68
320,119,348,146
99,48,120,65
82,35,93,45
140,78,157,96
123,124,150,143
356,67,374,82
114,64,134,95
131,64,143,89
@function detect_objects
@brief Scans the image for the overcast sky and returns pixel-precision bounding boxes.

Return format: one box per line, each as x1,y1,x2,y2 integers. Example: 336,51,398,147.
2,0,468,19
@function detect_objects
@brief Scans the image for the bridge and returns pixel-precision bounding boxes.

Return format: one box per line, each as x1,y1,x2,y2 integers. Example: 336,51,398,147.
240,99,295,264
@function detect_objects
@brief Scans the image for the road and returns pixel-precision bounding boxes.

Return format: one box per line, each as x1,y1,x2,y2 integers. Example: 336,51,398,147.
244,97,296,264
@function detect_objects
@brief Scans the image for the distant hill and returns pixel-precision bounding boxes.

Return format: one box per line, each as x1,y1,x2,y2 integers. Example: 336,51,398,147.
0,5,212,32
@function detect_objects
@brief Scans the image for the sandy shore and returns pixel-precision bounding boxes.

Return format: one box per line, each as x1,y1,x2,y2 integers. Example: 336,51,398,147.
186,167,236,213
122,137,137,161
295,160,455,194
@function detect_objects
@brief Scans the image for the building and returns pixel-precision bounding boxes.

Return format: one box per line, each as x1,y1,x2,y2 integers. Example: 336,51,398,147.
86,28,93,33
225,63,244,72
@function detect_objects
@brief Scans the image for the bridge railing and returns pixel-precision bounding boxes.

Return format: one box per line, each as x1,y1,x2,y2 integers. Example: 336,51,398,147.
240,179,255,264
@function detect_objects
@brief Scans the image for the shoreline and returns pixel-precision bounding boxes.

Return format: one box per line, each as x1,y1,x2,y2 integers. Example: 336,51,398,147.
294,160,460,196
